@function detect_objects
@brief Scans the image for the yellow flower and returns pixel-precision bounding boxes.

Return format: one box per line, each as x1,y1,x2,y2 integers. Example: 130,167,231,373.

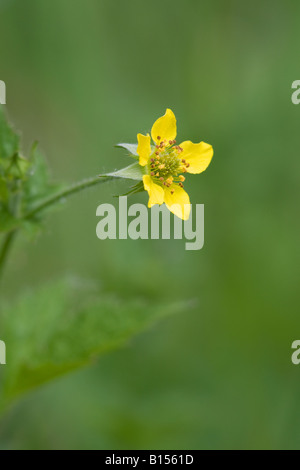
136,109,213,220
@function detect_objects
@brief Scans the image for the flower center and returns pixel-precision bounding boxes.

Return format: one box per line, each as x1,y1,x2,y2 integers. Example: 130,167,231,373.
148,138,190,193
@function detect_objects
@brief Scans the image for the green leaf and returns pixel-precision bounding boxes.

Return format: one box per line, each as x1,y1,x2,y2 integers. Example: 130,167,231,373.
0,106,19,162
0,278,188,410
0,211,21,233
105,162,146,181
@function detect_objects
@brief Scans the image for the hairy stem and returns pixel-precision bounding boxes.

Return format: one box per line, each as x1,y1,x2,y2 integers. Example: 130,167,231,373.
0,175,112,282
0,231,17,282
23,175,113,220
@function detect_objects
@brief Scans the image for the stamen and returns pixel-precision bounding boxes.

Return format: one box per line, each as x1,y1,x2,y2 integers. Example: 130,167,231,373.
149,140,185,189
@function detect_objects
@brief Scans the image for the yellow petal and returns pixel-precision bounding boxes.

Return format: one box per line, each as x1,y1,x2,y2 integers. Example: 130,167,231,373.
164,185,191,220
180,141,213,174
137,133,151,166
143,175,164,208
151,109,177,145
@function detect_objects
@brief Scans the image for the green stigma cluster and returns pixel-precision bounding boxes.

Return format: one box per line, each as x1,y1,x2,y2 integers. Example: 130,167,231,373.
148,138,190,193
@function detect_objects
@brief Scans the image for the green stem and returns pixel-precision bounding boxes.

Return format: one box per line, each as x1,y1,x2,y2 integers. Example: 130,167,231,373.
0,231,17,281
0,175,112,282
23,175,113,220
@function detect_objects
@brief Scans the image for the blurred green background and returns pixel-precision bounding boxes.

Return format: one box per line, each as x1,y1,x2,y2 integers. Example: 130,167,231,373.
0,0,300,450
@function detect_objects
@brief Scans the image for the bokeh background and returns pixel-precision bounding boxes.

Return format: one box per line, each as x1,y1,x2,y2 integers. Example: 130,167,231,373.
0,0,300,450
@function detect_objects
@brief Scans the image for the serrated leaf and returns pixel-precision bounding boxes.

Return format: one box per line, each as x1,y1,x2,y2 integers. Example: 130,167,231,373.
0,278,188,410
105,162,146,181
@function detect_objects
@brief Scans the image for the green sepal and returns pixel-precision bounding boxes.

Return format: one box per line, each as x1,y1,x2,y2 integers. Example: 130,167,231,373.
104,162,146,181
115,142,155,159
114,181,144,197
115,143,139,158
